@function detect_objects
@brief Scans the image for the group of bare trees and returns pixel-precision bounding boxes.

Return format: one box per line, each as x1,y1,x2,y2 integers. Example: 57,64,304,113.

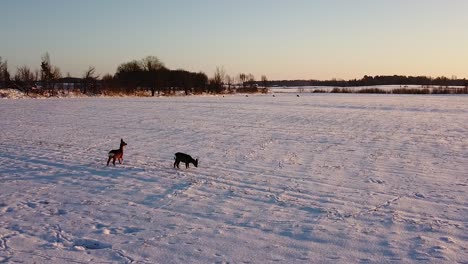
235,72,268,93
238,73,255,87
110,63,268,95
1,53,269,96
108,63,269,95
112,56,208,96
205,69,268,94
1,53,63,94
0,53,101,95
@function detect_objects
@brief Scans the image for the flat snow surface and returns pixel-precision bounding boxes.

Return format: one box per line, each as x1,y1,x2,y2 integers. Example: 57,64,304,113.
0,94,467,263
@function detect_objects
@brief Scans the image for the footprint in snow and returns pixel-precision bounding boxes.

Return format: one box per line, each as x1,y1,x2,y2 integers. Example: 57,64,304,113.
369,178,385,184
73,238,111,250
123,227,144,234
414,193,425,198
440,237,455,243
26,202,37,208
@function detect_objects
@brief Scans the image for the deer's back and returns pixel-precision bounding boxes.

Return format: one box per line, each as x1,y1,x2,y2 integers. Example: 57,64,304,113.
109,149,123,158
175,152,192,161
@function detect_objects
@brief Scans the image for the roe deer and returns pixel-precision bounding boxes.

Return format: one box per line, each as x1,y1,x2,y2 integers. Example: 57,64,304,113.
107,139,127,166
174,152,198,169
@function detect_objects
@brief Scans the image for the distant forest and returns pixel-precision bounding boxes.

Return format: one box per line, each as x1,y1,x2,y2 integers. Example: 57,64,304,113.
252,75,468,88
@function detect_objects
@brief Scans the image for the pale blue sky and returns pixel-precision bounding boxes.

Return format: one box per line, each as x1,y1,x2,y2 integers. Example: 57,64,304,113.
2,0,467,80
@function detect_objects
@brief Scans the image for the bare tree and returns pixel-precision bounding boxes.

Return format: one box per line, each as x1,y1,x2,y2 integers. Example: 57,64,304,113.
40,52,53,93
261,75,268,93
41,53,51,76
225,74,233,93
34,69,39,83
247,73,255,88
52,66,62,79
39,52,62,94
239,73,246,87
82,66,99,94
141,56,165,96
15,65,35,82
101,73,117,94
14,65,35,94
0,57,11,88
141,56,164,71
261,75,268,88
115,60,144,94
51,66,62,91
209,67,225,93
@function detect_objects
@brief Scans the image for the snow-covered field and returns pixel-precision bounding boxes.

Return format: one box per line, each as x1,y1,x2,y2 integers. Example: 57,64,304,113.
0,94,467,263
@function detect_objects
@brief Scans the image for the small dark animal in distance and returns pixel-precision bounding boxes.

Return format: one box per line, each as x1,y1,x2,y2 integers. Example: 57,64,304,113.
174,152,198,169
107,139,127,166
297,94,300,97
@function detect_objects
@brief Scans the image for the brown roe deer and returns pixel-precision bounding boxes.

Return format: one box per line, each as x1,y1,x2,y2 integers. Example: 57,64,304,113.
174,152,198,169
107,139,127,166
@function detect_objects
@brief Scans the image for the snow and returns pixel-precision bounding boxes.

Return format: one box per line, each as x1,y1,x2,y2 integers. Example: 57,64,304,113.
0,94,467,263
0,89,92,99
0,89,28,99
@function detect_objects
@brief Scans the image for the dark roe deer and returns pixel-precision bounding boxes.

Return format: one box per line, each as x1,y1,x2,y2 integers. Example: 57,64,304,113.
174,152,198,169
107,139,127,166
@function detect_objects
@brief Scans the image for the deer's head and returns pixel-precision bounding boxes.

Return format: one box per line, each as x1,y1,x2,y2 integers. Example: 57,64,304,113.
120,139,127,148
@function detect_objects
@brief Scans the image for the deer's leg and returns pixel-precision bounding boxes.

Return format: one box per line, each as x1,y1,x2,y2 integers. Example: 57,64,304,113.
113,158,116,166
174,160,179,168
107,157,111,166
185,162,189,168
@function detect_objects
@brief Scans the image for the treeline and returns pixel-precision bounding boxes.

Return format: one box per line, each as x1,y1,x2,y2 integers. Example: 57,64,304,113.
256,75,468,88
107,59,267,95
3,53,468,96
1,54,96,95
108,56,209,96
329,87,468,94
0,54,268,96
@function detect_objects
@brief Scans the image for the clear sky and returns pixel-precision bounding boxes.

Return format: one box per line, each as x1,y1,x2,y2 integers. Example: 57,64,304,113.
2,0,467,80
